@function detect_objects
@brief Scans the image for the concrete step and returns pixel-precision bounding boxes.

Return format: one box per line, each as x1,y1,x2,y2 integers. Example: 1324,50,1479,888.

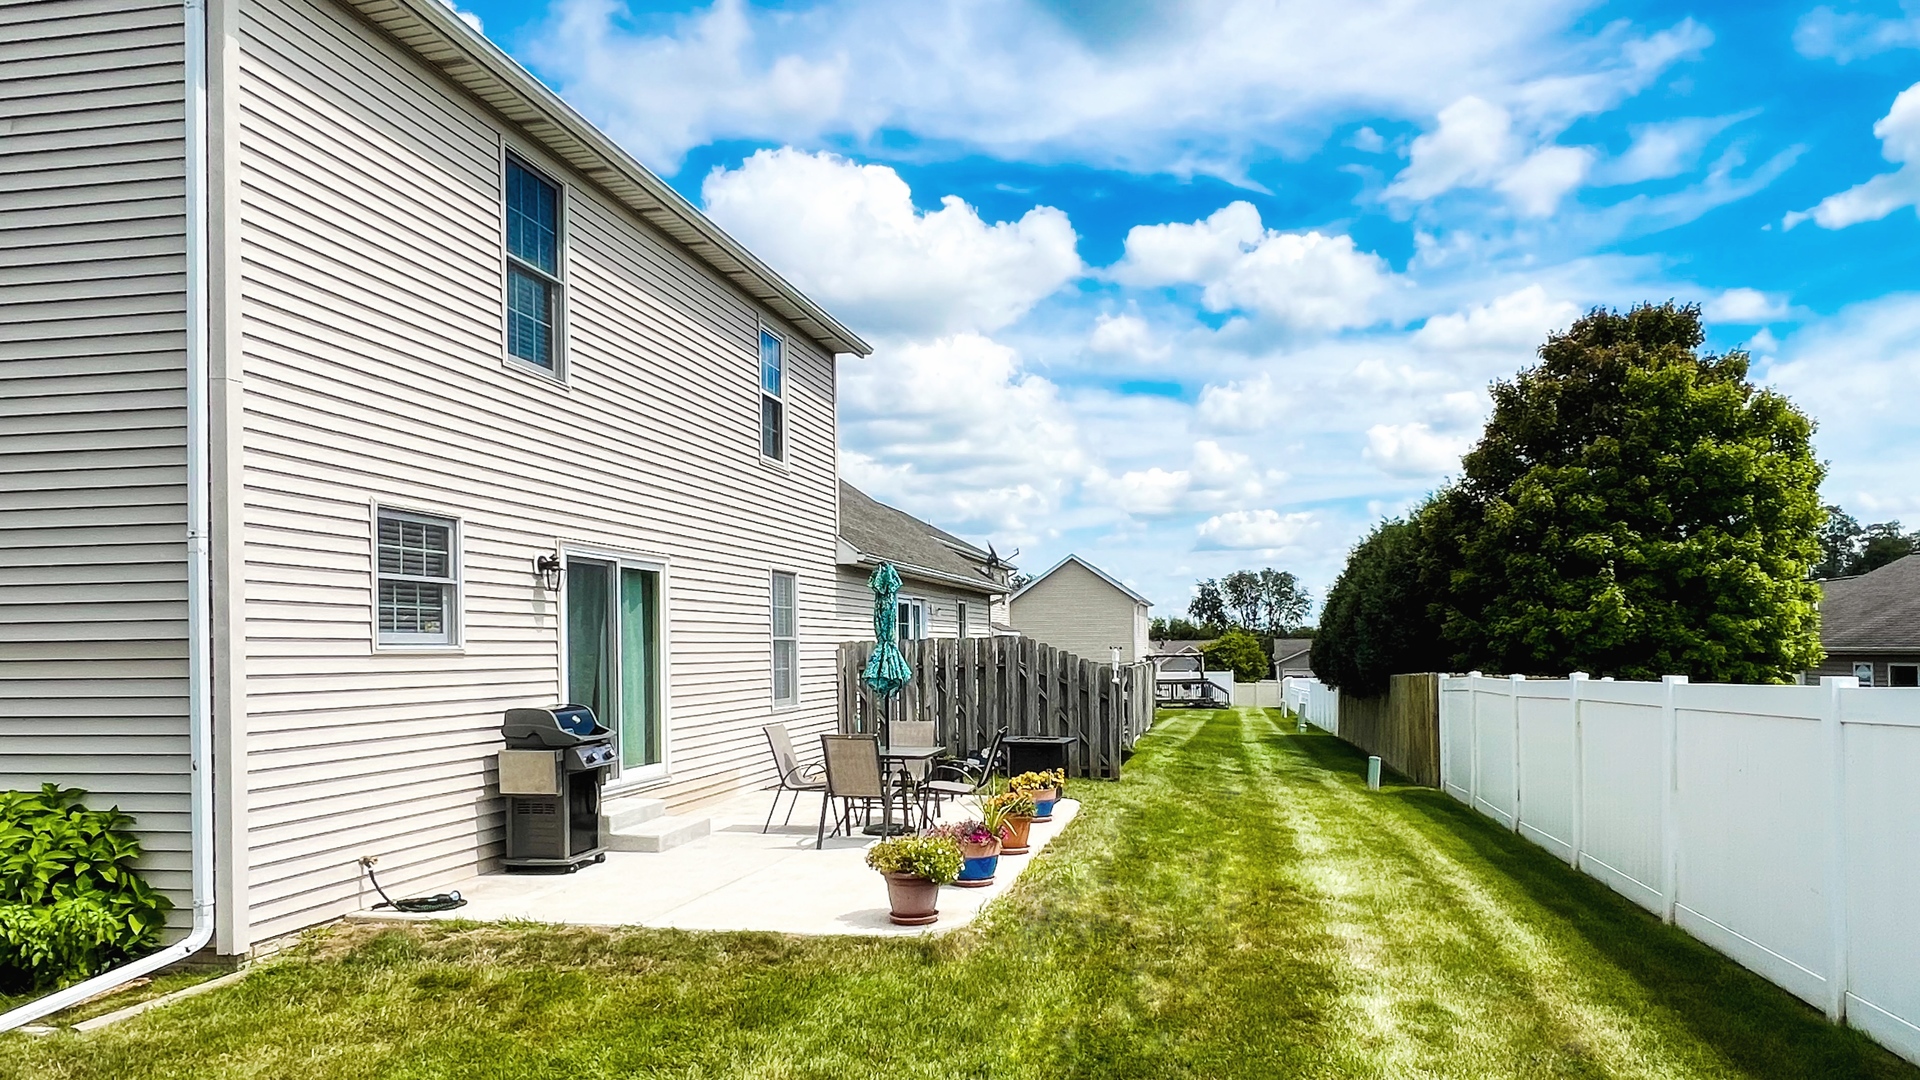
599,796,667,833
604,813,711,853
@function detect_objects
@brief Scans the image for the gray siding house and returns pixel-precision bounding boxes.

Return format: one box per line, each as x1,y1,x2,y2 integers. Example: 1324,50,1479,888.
0,0,869,956
1809,555,1920,687
1009,555,1152,662
835,482,1012,642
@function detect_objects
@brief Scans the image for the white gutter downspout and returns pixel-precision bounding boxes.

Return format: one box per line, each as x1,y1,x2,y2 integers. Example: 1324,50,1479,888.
0,0,217,1031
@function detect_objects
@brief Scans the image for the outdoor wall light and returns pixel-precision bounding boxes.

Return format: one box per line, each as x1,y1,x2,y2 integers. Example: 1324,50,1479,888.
534,553,563,592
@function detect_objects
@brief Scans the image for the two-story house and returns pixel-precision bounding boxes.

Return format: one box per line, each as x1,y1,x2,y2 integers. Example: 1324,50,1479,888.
0,0,870,959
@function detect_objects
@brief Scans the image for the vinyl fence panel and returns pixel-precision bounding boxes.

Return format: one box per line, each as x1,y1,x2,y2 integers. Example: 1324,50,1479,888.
1434,673,1920,1067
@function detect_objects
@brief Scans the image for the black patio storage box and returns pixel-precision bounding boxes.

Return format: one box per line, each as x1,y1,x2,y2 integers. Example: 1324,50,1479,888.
1002,734,1076,777
499,705,615,872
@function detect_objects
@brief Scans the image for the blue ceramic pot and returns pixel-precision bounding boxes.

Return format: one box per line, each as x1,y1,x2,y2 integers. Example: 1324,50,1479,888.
956,853,998,887
1033,796,1057,821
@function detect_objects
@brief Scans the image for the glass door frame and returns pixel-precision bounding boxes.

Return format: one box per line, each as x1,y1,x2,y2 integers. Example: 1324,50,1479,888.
557,543,672,791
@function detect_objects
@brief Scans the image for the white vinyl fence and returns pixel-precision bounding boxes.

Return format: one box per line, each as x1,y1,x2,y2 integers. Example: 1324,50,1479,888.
1231,679,1284,708
1283,676,1338,732
1440,673,1920,1066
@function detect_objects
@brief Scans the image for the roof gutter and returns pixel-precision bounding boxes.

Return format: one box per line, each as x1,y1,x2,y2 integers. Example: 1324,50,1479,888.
0,0,218,1031
849,553,1006,596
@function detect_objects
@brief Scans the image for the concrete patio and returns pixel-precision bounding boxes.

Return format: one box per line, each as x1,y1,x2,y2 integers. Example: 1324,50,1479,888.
351,787,1081,937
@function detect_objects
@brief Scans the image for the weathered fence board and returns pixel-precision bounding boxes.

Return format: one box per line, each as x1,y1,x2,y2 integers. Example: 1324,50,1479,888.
837,637,1153,779
1317,672,1441,787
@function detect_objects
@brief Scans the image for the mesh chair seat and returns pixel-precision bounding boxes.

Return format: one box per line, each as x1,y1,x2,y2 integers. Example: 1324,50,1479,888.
760,723,827,833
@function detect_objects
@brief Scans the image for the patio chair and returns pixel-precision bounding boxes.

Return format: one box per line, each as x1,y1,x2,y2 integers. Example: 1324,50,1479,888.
923,728,1006,812
760,723,826,833
817,733,888,849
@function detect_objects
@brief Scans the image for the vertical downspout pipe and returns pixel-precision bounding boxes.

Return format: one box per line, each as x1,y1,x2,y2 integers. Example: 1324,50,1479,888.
0,0,218,1032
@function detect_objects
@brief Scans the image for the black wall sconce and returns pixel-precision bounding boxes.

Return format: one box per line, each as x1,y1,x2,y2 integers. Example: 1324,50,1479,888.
534,553,563,592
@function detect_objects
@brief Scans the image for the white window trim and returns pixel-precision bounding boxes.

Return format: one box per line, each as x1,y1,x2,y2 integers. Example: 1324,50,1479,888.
769,569,800,710
500,145,570,384
556,542,674,791
370,503,463,652
1890,662,1920,688
896,596,928,643
758,326,787,466
957,600,970,639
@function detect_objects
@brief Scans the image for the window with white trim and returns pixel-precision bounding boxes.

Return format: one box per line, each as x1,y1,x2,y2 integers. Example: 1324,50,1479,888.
504,155,563,371
770,571,798,707
760,329,785,461
896,598,927,645
376,509,458,646
957,601,970,639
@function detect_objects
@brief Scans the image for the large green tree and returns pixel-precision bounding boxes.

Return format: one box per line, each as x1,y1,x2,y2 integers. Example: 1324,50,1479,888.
1310,513,1448,695
1431,303,1825,682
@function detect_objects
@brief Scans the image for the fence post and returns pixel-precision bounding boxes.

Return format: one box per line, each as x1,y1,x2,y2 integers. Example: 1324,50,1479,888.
1568,671,1587,870
1509,674,1524,833
1822,675,1857,1023
1660,674,1686,924
1466,672,1481,808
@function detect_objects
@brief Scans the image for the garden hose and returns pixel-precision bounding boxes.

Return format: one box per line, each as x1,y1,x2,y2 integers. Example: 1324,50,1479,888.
363,863,467,913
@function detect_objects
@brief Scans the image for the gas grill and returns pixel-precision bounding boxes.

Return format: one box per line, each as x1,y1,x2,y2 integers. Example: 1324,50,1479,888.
499,705,615,872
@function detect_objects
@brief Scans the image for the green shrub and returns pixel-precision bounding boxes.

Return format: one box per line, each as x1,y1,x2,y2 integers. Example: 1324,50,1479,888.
0,785,171,991
864,834,963,884
1202,629,1271,683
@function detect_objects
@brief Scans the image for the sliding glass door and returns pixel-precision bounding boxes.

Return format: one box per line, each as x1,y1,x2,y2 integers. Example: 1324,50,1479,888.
565,555,665,783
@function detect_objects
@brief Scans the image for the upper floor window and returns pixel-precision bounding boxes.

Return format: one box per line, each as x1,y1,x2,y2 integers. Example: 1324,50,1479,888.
376,509,459,646
957,601,970,639
760,329,785,461
505,156,563,371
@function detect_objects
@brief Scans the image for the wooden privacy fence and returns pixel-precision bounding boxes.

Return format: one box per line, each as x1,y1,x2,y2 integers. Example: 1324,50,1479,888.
1307,672,1442,787
837,636,1155,779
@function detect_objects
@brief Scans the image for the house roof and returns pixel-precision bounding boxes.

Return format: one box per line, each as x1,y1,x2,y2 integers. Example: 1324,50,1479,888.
1272,638,1314,668
1819,554,1920,652
338,0,870,359
1011,555,1153,608
1149,640,1211,656
837,482,1007,597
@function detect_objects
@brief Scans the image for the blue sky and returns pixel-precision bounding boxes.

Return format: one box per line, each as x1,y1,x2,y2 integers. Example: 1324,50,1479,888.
449,0,1920,617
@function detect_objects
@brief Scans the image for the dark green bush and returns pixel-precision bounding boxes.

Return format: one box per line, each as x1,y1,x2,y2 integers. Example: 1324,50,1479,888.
0,784,171,991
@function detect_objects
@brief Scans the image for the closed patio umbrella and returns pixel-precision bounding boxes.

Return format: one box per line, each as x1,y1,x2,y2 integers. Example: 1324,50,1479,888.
861,562,912,748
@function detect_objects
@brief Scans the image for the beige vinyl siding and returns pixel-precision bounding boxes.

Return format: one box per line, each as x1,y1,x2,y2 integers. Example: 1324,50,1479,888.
0,0,193,932
232,0,844,942
1009,559,1150,663
831,567,995,643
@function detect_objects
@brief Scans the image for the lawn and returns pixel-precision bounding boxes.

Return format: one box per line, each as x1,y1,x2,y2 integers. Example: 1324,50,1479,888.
2,707,1912,1079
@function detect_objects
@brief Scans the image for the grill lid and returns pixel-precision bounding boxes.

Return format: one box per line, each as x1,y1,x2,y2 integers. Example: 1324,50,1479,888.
503,704,611,748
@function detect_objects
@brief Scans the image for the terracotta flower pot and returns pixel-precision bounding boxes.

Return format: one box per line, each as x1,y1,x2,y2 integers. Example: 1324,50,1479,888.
1027,787,1058,822
882,871,941,926
1000,815,1034,855
955,837,1001,888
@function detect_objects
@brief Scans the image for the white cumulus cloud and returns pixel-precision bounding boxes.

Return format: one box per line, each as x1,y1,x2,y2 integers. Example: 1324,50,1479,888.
703,148,1081,335
1112,202,1393,331
1195,509,1317,553
1413,284,1580,350
1087,312,1168,359
1197,373,1286,432
1364,422,1472,477
1705,287,1789,324
1786,81,1920,230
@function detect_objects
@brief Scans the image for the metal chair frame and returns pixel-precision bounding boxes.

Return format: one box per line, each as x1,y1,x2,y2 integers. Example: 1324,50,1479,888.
760,723,826,833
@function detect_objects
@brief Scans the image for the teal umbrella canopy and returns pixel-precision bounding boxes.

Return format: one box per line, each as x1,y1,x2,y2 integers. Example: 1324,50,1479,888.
862,563,912,698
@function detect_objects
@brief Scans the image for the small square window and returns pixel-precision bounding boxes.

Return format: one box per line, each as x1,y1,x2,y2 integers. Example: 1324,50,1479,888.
376,510,458,646
1891,664,1919,688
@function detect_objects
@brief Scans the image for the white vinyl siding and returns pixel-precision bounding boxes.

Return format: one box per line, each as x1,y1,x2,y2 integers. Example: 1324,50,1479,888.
0,0,193,935
1010,559,1152,662
831,569,995,642
231,0,847,943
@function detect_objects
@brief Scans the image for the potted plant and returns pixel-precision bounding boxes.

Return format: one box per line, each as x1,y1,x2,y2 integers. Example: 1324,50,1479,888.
1009,769,1063,822
865,833,963,925
984,789,1037,855
934,815,1004,888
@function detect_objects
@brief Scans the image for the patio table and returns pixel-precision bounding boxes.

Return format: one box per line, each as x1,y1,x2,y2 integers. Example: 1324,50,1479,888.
867,745,944,836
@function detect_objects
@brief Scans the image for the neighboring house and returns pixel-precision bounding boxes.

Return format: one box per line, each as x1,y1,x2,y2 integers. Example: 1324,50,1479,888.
1009,556,1152,662
835,482,1013,643
1808,555,1920,687
1272,638,1315,680
0,0,871,957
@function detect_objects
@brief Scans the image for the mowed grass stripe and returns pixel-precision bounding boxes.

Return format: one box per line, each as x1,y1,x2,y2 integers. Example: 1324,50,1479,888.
1,708,1912,1080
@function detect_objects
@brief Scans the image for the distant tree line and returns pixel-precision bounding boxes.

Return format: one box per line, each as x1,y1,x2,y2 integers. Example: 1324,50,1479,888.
1816,509,1917,579
1313,304,1827,696
1149,568,1312,641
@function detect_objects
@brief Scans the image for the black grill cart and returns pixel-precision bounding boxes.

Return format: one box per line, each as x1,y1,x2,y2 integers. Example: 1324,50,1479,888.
499,705,615,872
